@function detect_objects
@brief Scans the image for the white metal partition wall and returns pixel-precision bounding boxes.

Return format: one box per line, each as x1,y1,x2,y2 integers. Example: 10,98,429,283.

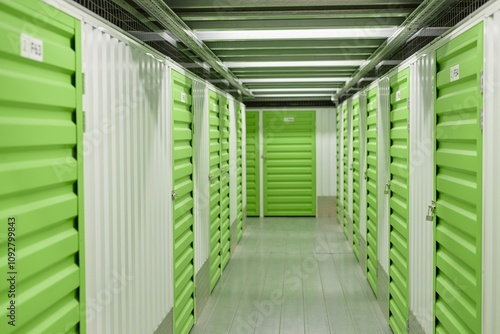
193,81,210,273
347,100,354,228
483,11,500,333
339,103,345,224
229,97,238,225
377,78,391,274
359,94,368,240
242,104,247,212
82,23,172,334
316,109,336,197
408,54,435,334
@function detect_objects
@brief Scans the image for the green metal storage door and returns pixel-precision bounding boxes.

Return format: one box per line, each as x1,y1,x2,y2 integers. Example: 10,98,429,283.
366,87,379,296
352,97,361,261
388,68,410,334
236,103,244,241
434,23,483,334
246,112,260,216
263,111,316,216
0,1,85,332
343,104,349,237
171,70,195,334
220,96,231,269
336,107,341,224
208,90,221,291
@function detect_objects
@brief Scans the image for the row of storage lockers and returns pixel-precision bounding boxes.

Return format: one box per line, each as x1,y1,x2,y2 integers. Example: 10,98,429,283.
0,1,246,333
336,7,500,334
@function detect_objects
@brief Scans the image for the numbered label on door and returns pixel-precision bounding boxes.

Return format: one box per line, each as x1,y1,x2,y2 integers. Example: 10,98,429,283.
396,90,401,102
284,117,295,123
20,33,43,62
450,64,460,82
181,92,187,103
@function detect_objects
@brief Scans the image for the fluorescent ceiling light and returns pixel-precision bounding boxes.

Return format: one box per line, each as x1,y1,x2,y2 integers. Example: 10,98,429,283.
251,88,339,92
254,94,333,98
241,78,350,83
194,28,398,41
225,61,365,68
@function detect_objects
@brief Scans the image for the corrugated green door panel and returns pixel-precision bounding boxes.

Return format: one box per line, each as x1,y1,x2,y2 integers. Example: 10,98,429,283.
388,67,410,334
263,111,316,216
0,1,85,333
434,23,483,334
236,103,244,241
343,104,349,237
336,107,341,224
208,90,221,291
352,97,361,261
220,95,231,270
246,112,260,216
171,70,195,334
366,87,379,296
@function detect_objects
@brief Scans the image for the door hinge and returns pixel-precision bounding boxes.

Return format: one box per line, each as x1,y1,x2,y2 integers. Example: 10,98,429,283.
480,70,484,94
406,319,410,332
407,97,410,111
407,120,410,134
82,72,85,94
480,107,484,131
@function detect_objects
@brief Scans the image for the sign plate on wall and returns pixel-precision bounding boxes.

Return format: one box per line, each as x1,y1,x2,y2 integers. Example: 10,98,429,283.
20,33,43,62
284,117,295,123
450,64,460,82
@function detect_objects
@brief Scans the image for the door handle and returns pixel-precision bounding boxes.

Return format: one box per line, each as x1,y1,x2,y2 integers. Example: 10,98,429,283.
171,191,178,201
384,181,390,195
209,174,217,184
426,201,436,221
261,154,267,159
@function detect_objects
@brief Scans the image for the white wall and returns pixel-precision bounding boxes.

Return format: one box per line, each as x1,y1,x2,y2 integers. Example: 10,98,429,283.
229,97,238,224
483,11,500,333
316,109,336,196
193,81,210,273
82,23,172,333
409,54,435,334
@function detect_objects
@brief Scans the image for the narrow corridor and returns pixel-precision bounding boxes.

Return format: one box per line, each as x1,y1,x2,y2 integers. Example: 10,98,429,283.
192,218,391,334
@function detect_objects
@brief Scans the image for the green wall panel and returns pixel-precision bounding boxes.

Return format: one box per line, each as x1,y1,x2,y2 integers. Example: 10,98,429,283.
263,111,316,216
245,112,260,216
208,90,222,291
352,97,361,261
0,1,85,332
171,70,195,334
434,23,483,334
388,68,410,334
366,87,379,296
220,96,231,270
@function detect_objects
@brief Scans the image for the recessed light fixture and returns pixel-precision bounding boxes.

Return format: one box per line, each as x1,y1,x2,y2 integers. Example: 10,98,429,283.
251,88,340,92
225,61,365,68
241,78,350,83
194,28,398,41
254,94,333,98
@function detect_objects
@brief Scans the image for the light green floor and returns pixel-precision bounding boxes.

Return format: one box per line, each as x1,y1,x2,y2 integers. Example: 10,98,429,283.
192,217,391,334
